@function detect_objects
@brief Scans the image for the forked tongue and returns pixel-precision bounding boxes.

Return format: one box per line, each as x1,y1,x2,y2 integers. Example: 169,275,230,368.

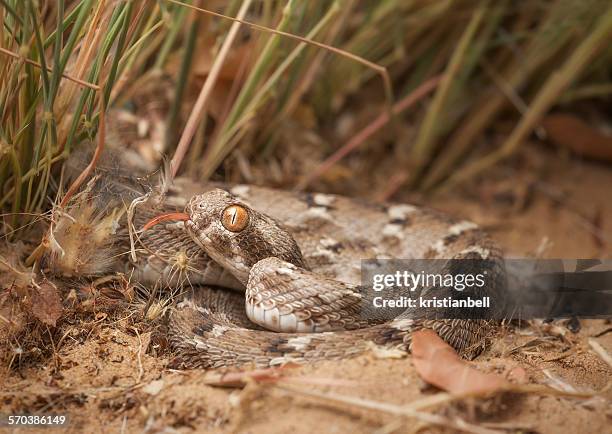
142,212,190,231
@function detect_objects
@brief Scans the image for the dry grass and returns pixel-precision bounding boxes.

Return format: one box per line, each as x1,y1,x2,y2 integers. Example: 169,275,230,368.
2,0,611,230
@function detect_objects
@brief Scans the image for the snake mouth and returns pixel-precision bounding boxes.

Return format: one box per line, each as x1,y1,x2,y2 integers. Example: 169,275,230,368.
141,211,223,265
184,221,212,250
184,219,252,284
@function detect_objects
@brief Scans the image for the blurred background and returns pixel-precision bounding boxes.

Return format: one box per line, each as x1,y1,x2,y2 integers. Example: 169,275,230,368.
1,0,611,251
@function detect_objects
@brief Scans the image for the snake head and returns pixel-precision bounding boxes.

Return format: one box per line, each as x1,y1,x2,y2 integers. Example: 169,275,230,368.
185,189,306,283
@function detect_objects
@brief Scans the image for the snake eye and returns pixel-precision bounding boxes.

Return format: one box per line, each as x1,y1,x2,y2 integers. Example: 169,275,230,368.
221,205,249,232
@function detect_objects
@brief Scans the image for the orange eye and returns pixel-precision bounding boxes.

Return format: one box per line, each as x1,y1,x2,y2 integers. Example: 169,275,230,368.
221,205,249,232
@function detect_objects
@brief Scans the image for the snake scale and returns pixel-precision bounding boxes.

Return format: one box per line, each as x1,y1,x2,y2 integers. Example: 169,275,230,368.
44,158,503,369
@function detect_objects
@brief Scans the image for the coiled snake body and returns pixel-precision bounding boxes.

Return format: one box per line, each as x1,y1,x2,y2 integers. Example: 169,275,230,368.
48,172,503,369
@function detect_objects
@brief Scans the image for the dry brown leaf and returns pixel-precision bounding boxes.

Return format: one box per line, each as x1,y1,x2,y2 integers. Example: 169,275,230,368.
30,280,63,327
190,38,253,81
204,79,234,121
542,113,612,163
411,329,508,395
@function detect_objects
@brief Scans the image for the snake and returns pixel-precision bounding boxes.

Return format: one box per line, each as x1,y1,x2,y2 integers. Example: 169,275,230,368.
44,161,504,369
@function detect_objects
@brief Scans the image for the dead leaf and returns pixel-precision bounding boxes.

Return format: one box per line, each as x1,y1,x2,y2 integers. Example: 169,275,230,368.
542,113,612,163
411,329,508,395
207,79,235,121
190,37,253,82
30,280,63,327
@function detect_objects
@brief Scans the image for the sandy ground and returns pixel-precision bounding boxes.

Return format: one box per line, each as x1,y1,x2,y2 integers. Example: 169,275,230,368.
1,148,611,434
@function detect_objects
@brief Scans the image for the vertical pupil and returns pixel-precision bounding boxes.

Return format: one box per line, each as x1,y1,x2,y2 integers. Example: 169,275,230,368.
223,206,246,231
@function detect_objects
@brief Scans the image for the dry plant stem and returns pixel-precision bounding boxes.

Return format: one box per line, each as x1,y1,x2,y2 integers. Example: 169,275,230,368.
589,339,612,369
170,0,253,178
166,9,199,152
164,0,395,131
133,327,144,383
278,2,353,124
0,47,100,90
477,60,547,145
297,75,442,190
441,3,612,191
408,1,488,187
59,97,106,207
203,1,341,178
274,385,503,434
56,0,107,119
376,172,409,202
561,83,612,103
25,94,105,266
421,2,582,191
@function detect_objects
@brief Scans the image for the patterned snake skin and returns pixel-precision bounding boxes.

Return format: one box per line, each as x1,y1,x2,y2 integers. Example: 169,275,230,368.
46,167,504,369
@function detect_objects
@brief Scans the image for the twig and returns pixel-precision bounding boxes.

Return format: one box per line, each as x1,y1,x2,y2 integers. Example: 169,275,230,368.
273,384,503,434
480,59,545,139
442,3,612,190
133,326,145,383
589,339,612,369
480,421,536,431
165,9,199,152
127,192,152,262
163,0,394,121
296,75,442,190
375,172,410,202
0,46,100,90
593,327,612,338
202,364,299,388
543,349,576,363
542,369,578,393
45,326,59,370
408,3,488,187
201,1,341,179
170,0,254,177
